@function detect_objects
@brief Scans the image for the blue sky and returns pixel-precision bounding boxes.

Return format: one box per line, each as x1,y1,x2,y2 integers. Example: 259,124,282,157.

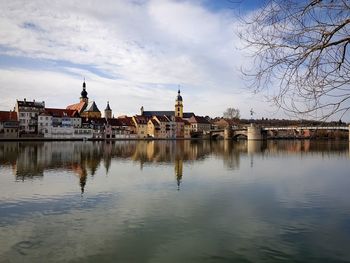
0,0,281,119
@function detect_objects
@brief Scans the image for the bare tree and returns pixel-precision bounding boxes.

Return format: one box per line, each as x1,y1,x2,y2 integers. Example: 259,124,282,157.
239,0,350,120
223,107,241,119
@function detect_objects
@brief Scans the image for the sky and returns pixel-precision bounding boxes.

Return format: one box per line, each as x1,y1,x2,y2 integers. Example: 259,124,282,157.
0,0,278,119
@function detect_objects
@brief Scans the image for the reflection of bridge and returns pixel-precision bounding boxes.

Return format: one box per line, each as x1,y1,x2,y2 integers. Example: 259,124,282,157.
208,128,247,140
207,125,350,140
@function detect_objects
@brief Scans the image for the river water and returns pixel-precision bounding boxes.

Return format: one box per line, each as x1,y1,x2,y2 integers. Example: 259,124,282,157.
0,140,350,262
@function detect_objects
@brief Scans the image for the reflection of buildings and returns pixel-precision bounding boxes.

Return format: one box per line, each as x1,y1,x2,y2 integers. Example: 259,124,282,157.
1,140,348,192
175,159,183,190
71,163,88,193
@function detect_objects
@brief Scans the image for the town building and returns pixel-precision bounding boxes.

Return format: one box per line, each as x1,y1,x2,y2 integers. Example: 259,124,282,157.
214,118,239,129
132,115,149,138
153,115,175,139
80,117,135,139
140,90,195,119
117,116,136,135
15,99,45,134
174,116,191,139
147,118,160,138
38,108,82,137
105,118,136,139
183,119,191,138
135,90,197,139
188,115,211,132
0,111,19,138
81,117,106,139
67,80,101,118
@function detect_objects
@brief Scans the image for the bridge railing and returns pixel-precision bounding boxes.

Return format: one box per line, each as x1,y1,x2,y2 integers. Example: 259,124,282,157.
262,126,349,131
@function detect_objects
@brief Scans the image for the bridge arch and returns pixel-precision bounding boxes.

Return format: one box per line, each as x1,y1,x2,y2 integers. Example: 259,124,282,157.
232,133,248,140
211,133,224,139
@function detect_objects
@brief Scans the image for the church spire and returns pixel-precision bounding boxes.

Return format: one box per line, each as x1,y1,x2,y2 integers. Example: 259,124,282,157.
80,78,88,103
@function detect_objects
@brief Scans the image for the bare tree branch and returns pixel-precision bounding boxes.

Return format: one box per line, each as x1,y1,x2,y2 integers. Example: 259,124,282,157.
239,0,350,120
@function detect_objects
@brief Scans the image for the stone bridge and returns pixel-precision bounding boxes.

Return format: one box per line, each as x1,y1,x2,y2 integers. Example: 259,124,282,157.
206,124,350,141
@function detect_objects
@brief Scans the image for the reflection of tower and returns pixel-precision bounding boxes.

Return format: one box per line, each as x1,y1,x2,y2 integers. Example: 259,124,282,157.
175,159,183,190
247,140,262,155
80,170,87,194
103,141,112,174
175,89,183,118
72,164,88,194
248,140,260,168
247,140,267,168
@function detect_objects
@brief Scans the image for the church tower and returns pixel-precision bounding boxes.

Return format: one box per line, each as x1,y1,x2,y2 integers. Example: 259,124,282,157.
80,80,89,103
105,101,112,119
175,89,183,118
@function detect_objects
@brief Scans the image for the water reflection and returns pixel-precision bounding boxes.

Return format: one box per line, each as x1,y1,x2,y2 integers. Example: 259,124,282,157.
0,140,348,194
1,140,350,262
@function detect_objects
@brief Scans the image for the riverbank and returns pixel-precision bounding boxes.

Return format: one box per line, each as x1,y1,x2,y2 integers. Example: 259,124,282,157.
0,137,349,142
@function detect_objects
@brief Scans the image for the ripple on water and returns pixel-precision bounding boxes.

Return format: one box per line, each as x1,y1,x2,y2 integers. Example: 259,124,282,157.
13,240,43,255
259,245,293,262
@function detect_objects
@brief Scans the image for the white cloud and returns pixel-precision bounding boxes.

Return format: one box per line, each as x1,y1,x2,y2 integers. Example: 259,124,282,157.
0,0,275,118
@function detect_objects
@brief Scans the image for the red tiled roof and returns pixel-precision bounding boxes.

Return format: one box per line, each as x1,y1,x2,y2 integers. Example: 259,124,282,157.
107,118,122,126
133,115,149,124
67,102,86,113
117,116,135,127
0,111,17,122
189,115,211,124
45,108,79,117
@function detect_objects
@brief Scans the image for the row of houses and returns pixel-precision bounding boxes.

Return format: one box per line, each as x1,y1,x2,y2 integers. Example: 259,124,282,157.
0,81,240,140
0,100,214,140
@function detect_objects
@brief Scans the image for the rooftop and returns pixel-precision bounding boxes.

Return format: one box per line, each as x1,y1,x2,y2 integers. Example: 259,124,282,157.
84,101,100,112
45,108,79,117
67,101,87,113
189,115,211,124
0,111,18,122
142,111,195,118
17,100,45,108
